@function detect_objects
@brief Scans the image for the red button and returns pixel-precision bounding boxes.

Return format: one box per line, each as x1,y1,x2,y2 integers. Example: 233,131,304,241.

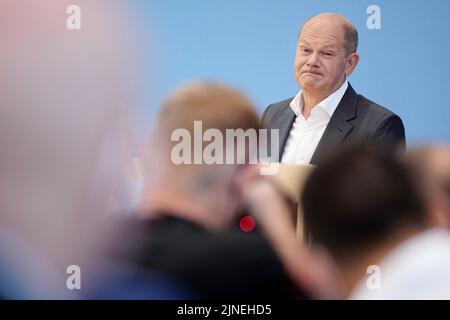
239,215,256,233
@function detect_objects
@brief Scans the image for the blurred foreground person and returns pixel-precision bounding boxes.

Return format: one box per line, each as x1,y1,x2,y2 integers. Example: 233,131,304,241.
118,82,337,299
0,0,161,299
302,146,450,299
405,144,450,229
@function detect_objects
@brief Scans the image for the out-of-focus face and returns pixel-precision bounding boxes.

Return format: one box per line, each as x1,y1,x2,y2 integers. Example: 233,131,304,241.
0,0,141,269
427,147,450,228
294,15,357,98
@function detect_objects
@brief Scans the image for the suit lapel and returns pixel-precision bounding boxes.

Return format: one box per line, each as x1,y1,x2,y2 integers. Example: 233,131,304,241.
310,84,358,165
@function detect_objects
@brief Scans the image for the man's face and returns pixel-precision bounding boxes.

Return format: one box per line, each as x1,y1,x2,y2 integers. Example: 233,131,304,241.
294,20,349,97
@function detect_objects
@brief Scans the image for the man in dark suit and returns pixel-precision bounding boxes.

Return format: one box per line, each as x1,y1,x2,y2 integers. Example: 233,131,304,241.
262,13,405,165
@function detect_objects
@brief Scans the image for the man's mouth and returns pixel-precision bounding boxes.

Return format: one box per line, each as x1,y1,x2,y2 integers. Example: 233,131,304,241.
301,71,322,76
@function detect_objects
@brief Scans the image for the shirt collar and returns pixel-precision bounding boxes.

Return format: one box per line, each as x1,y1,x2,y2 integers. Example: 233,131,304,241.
289,80,348,117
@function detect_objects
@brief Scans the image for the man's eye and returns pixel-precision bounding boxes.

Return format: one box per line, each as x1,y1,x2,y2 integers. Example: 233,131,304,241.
299,47,310,54
323,52,334,56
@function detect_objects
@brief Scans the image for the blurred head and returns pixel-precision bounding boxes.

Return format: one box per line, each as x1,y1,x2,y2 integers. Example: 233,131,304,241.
405,144,450,229
295,13,359,98
302,146,427,263
140,82,260,230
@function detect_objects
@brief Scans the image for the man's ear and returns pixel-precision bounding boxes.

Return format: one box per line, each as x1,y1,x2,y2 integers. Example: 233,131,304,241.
345,53,359,76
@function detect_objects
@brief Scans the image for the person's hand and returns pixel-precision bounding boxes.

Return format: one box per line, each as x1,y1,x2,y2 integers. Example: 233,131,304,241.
241,175,293,231
234,164,291,224
237,165,343,299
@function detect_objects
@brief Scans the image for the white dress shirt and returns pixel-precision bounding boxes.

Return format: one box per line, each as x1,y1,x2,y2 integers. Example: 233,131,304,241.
349,229,450,300
281,81,348,165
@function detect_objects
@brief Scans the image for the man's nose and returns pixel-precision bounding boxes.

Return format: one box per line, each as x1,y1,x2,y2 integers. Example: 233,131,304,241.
306,52,320,68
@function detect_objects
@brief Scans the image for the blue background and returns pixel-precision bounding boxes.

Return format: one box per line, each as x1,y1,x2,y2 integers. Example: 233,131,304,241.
132,0,450,145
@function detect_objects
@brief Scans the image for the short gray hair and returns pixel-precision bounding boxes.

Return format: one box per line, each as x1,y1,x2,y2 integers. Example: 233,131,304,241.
343,23,358,55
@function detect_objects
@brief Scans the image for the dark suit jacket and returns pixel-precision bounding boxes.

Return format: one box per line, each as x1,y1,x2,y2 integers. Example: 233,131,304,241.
108,214,308,299
261,83,406,165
